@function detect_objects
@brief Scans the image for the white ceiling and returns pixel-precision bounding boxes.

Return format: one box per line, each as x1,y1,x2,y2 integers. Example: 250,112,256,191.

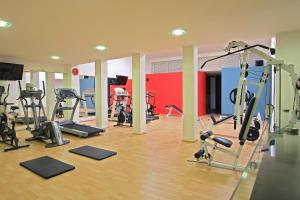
0,0,299,67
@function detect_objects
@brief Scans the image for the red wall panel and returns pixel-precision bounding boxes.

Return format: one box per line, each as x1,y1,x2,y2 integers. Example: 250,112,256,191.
146,72,183,115
146,72,206,116
109,72,206,116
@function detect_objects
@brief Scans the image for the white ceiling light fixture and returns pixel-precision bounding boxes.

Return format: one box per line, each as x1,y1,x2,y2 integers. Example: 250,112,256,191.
95,45,108,51
170,28,187,37
0,20,12,29
50,56,62,60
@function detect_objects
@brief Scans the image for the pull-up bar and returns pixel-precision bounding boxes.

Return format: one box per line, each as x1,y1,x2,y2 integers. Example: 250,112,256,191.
200,44,275,69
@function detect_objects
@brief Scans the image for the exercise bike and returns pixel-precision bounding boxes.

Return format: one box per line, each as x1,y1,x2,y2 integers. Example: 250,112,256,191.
0,84,30,152
146,91,159,121
115,98,133,127
0,114,30,152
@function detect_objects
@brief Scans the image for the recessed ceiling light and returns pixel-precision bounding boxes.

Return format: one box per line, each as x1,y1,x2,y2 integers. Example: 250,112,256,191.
170,28,187,37
95,45,108,51
0,20,12,29
50,56,62,60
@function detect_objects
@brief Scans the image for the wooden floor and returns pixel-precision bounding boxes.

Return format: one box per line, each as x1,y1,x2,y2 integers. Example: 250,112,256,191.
0,116,257,200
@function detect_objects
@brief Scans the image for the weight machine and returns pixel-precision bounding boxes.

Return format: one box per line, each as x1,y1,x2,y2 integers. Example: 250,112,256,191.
202,42,274,129
193,40,297,170
193,97,261,171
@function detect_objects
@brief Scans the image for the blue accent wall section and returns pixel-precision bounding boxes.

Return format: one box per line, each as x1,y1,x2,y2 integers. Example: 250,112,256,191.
80,77,95,109
221,66,271,119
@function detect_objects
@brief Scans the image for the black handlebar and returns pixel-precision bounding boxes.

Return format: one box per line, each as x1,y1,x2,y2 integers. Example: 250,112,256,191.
3,84,10,104
41,81,46,100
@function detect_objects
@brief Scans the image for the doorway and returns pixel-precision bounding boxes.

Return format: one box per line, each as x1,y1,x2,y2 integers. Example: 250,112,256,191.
206,72,221,114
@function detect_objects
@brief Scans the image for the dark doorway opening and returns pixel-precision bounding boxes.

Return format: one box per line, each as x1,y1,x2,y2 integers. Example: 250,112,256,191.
206,72,221,114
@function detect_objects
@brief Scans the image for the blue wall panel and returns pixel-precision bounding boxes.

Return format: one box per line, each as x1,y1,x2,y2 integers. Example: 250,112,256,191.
79,77,95,109
221,66,271,119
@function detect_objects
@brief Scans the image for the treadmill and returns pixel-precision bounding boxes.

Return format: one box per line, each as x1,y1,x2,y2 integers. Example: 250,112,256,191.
51,88,104,138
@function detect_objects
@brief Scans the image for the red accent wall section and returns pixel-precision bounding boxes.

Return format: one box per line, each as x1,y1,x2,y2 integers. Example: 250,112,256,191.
109,72,206,116
146,72,183,115
146,72,206,116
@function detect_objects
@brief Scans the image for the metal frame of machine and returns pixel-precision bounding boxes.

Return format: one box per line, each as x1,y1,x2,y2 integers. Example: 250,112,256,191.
18,81,70,148
0,84,30,151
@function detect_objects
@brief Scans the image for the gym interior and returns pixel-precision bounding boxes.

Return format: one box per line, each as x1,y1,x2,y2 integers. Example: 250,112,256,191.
0,1,300,199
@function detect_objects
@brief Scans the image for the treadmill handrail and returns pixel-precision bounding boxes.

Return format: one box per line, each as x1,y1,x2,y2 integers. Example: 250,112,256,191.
54,88,85,101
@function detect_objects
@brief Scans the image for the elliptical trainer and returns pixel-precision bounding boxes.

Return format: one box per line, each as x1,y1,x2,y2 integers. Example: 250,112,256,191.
18,81,70,148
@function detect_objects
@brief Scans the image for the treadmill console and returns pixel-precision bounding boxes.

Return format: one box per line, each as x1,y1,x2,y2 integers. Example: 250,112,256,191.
21,90,43,99
55,88,81,100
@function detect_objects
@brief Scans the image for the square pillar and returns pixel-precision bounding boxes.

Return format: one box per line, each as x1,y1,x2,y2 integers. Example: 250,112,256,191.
0,81,7,113
45,72,56,118
132,53,146,134
95,60,108,129
0,81,6,87
63,66,80,123
30,71,40,87
182,46,198,142
276,30,300,129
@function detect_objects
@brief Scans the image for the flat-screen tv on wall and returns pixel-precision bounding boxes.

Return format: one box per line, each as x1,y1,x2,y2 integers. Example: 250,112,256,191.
0,62,24,80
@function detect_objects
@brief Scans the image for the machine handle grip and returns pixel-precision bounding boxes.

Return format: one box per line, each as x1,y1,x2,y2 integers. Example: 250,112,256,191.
41,81,46,100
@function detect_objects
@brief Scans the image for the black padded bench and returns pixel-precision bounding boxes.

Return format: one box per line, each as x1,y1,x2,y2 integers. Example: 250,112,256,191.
213,137,233,148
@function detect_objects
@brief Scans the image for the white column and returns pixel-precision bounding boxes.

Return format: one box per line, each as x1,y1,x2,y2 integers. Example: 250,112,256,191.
30,71,40,87
63,68,71,120
63,66,80,122
45,72,56,118
0,81,6,87
0,81,7,113
132,54,146,134
182,46,198,142
276,30,300,130
71,68,80,123
95,60,108,129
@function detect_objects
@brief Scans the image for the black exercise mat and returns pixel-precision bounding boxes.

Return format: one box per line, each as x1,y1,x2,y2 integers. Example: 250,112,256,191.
69,145,117,160
20,156,75,179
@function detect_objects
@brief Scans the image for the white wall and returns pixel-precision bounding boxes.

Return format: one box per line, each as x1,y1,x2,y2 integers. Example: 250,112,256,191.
77,63,95,77
77,56,152,78
107,57,132,78
76,57,132,78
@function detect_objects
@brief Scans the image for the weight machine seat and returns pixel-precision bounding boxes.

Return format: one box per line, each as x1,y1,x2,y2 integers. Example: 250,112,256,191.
213,137,233,148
